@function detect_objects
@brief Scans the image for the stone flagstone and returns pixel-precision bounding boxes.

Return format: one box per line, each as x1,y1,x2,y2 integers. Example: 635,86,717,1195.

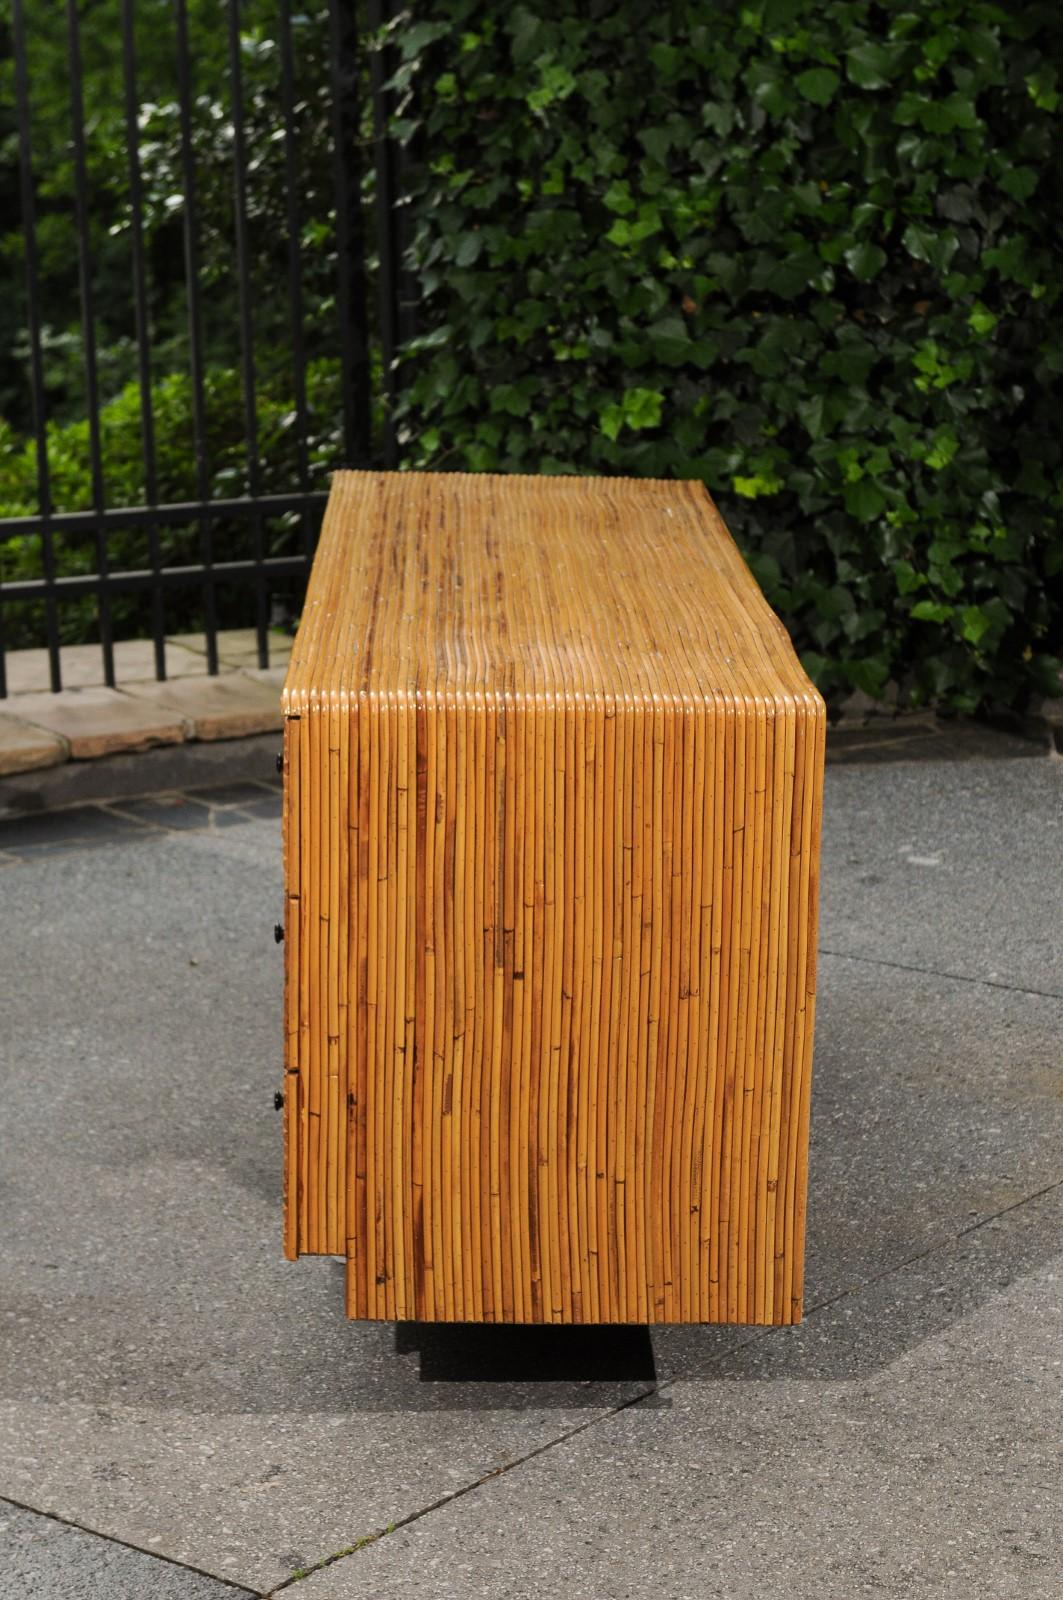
0,712,67,775
124,672,283,741
12,686,187,760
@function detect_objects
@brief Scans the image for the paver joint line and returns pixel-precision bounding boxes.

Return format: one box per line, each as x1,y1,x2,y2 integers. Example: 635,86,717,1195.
264,1381,663,1597
266,1170,1063,1596
3,751,1058,1599
956,1174,1063,1237
0,781,282,861
0,1492,263,1597
820,944,1063,1004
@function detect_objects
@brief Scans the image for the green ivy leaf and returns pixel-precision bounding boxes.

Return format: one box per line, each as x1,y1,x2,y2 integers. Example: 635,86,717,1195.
527,61,578,112
800,651,828,684
902,223,958,273
398,21,450,60
638,126,673,165
454,232,483,268
845,480,887,521
925,431,958,470
623,387,664,430
603,181,635,215
998,166,1038,201
599,402,623,442
960,605,991,645
843,241,887,281
968,303,998,337
646,317,691,365
489,384,532,418
733,473,783,498
755,249,822,299
1026,67,1060,113
846,42,902,90
649,42,683,79
821,342,876,385
892,560,925,595
599,388,664,438
911,601,954,623
795,67,840,106
844,656,889,697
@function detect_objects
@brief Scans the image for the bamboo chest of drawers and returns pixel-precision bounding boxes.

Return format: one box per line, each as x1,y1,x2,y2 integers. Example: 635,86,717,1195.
281,471,824,1325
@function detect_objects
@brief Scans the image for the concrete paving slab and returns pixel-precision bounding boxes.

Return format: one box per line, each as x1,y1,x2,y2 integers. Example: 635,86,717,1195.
0,803,141,855
644,950,1063,1375
124,674,283,741
1,755,1060,1597
821,757,1063,997
293,1185,1063,1600
242,666,288,693
233,790,282,820
797,953,1063,1312
104,793,241,831
169,630,293,670
0,824,647,1594
183,781,280,809
0,712,67,775
0,638,214,695
0,1502,251,1598
12,686,188,760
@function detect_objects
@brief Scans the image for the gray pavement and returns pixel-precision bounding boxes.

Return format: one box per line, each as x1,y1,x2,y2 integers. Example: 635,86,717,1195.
0,1504,250,1599
1,749,1061,1597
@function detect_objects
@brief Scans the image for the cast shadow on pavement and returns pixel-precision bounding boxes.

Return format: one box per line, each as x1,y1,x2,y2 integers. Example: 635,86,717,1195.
6,891,1060,1417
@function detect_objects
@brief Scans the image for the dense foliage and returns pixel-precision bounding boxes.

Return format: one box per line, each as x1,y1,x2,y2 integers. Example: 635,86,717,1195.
0,361,341,644
387,0,1063,710
0,0,338,431
0,0,357,645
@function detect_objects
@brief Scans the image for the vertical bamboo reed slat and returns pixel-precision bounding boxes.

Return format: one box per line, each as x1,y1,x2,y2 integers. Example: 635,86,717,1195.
282,471,824,1325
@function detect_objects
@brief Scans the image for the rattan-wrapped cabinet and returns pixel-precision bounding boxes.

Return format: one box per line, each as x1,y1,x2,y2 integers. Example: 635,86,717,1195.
282,471,824,1324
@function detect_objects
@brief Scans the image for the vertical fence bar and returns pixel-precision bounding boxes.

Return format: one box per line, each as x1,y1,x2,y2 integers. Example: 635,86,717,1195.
11,0,62,693
277,0,313,562
122,0,167,681
226,0,269,667
328,0,370,465
1,0,384,694
173,0,219,675
367,0,398,467
67,0,115,688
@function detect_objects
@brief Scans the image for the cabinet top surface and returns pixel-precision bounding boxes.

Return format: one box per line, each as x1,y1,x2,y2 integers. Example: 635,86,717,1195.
284,471,820,708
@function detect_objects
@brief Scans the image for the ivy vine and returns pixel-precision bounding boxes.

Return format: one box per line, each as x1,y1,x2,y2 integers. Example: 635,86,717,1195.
383,0,1063,711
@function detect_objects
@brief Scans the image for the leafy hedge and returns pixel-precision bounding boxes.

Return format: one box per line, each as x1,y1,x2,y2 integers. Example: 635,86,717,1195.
385,0,1063,710
0,361,341,647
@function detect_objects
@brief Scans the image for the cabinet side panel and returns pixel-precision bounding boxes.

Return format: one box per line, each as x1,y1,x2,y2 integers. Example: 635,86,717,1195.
785,694,826,1321
285,700,352,1258
282,710,303,1260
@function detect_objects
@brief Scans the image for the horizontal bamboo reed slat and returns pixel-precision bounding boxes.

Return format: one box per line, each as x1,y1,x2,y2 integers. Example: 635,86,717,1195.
282,471,825,1324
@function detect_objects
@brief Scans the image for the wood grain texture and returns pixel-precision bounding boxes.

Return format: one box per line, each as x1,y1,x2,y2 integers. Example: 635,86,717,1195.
282,471,825,1324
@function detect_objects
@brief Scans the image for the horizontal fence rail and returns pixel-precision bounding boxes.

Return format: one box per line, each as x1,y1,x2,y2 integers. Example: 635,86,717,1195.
1,0,395,698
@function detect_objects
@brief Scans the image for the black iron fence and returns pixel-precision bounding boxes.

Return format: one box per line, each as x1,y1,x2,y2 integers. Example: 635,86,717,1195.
0,0,399,695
